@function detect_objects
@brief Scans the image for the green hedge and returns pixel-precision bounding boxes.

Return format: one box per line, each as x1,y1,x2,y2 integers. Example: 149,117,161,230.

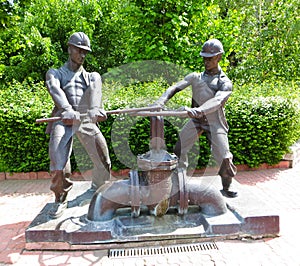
227,95,300,167
0,80,52,172
0,79,299,173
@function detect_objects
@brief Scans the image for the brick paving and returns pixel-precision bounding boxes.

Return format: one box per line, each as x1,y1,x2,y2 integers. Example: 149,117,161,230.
0,165,300,265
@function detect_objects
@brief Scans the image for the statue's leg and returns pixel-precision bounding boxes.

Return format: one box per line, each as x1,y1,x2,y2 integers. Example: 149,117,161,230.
76,130,111,190
208,132,238,198
48,123,74,218
174,119,203,168
50,170,73,203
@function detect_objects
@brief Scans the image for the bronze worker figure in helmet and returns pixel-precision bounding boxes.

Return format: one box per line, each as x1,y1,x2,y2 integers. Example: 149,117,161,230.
153,39,238,198
45,32,111,218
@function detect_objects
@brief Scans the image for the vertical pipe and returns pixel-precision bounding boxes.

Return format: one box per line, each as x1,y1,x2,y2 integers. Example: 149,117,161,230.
150,116,165,150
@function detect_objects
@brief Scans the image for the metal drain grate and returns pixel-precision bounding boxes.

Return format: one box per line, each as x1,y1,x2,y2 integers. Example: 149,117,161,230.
108,242,218,258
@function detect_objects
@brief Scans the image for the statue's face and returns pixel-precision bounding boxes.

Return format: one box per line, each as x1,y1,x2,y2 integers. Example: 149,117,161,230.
68,45,89,66
203,55,220,72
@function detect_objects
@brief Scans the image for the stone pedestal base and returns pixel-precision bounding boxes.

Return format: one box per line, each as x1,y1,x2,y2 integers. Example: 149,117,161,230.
25,176,279,250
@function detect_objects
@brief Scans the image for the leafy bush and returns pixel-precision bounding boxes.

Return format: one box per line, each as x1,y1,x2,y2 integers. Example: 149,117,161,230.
0,80,52,172
227,95,300,167
0,0,128,83
0,0,298,85
0,78,299,173
227,0,300,83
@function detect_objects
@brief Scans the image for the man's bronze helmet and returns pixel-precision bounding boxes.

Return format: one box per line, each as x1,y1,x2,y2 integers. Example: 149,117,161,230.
200,39,224,57
68,32,91,52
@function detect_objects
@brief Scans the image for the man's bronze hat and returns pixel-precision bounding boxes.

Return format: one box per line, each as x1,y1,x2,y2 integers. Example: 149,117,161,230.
68,32,91,52
200,39,224,57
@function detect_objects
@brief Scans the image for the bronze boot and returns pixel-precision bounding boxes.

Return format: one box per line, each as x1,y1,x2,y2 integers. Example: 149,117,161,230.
220,176,238,198
49,170,73,218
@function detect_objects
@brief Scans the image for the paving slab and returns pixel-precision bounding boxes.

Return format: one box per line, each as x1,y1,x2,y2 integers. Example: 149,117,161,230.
25,175,279,250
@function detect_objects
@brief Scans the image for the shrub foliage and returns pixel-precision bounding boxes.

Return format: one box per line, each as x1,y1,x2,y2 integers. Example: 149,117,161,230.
0,0,299,84
0,79,299,172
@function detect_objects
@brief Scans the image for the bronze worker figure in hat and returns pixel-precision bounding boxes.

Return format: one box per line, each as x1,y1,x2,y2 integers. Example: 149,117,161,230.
45,32,111,218
153,39,238,198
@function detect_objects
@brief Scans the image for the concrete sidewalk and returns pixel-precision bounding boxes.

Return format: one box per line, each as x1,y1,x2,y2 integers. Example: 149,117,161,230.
1,165,300,265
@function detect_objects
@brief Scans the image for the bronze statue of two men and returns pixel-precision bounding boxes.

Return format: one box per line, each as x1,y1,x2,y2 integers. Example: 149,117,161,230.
45,32,237,218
